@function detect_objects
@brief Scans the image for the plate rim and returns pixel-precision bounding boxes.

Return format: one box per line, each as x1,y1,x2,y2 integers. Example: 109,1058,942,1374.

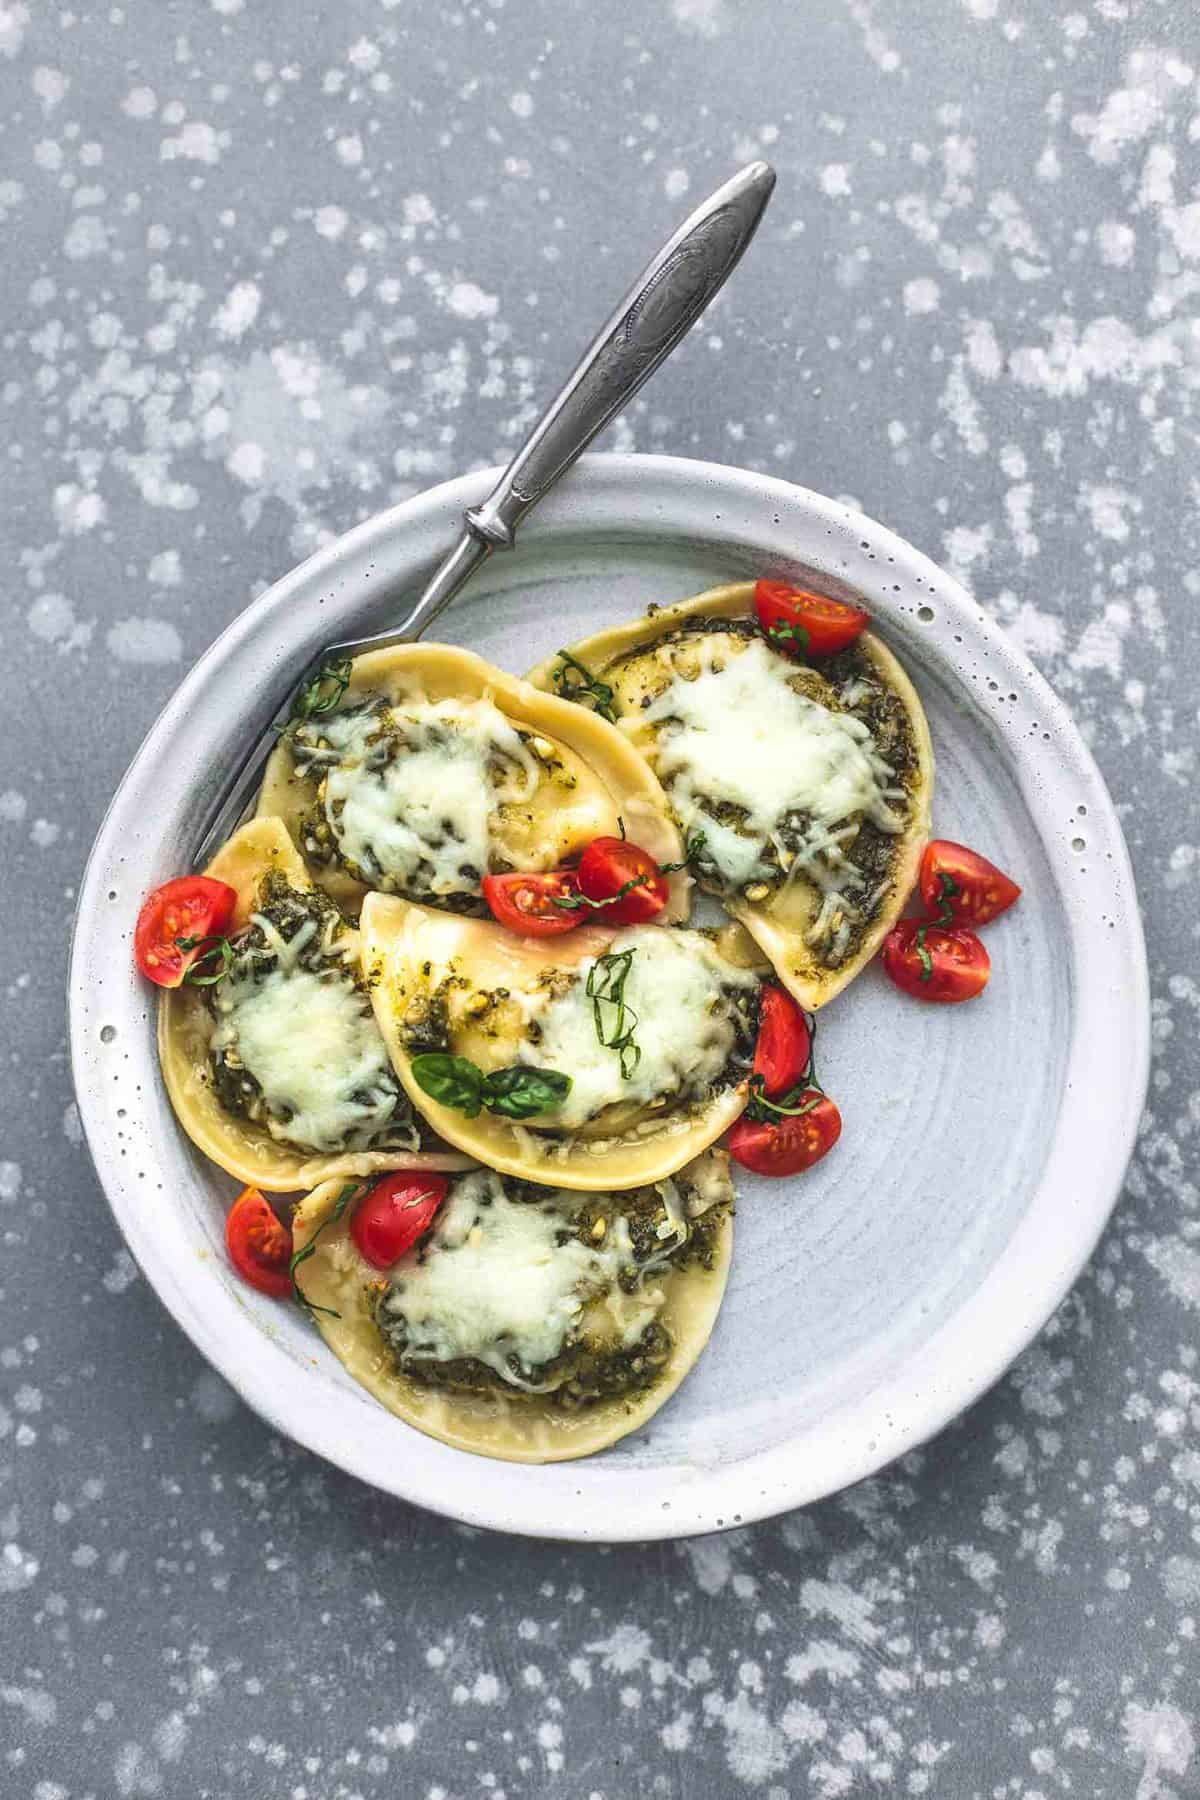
68,453,1149,1541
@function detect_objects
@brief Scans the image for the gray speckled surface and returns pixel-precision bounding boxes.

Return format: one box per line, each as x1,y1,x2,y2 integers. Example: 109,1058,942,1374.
2,1,1198,1794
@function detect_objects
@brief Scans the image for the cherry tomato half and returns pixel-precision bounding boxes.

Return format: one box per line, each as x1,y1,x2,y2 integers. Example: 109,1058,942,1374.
919,839,1021,928
728,1091,842,1177
753,985,812,1097
225,1187,293,1298
350,1172,450,1269
577,837,670,926
134,875,238,988
754,579,870,658
482,870,583,937
882,919,990,1004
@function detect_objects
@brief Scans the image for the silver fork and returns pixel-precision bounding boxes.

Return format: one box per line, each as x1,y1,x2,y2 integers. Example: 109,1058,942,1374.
195,159,776,866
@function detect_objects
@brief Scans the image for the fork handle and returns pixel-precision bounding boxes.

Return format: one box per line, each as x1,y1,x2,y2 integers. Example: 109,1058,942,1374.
398,159,775,639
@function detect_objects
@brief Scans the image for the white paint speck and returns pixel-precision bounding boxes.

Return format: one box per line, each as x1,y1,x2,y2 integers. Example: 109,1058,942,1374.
102,1251,139,1295
227,440,266,483
122,85,157,119
1123,1701,1195,1799
106,618,183,665
161,119,222,164
54,483,106,533
669,0,729,37
0,4,30,59
403,192,436,227
32,65,68,108
904,277,940,315
445,281,498,321
147,550,182,587
664,168,690,201
27,593,94,653
190,1370,238,1423
1096,219,1136,266
211,279,261,340
315,204,348,240
819,163,852,198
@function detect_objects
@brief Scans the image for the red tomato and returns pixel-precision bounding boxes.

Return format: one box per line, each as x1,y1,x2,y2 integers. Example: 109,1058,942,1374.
226,1187,292,1298
482,870,583,937
134,875,238,988
728,1092,842,1177
350,1172,450,1269
754,580,870,658
882,919,990,1003
919,839,1021,927
577,837,669,926
753,985,812,1097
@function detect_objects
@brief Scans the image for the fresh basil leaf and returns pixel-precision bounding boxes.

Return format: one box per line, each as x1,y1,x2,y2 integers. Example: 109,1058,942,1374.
411,1053,485,1118
482,1065,572,1120
290,1179,362,1319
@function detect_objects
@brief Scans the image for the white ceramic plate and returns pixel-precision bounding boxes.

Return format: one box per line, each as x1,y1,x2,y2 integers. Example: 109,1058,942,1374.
69,455,1148,1541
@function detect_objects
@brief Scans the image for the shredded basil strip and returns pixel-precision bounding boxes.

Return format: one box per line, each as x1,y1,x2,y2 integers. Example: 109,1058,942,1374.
586,950,641,1079
746,1078,822,1120
745,999,823,1122
551,831,708,914
411,1052,572,1120
177,934,236,987
290,1179,362,1319
281,656,354,733
551,650,617,722
763,617,810,656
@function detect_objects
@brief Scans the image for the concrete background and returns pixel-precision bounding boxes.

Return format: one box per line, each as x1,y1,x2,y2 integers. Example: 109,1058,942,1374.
2,1,1198,1794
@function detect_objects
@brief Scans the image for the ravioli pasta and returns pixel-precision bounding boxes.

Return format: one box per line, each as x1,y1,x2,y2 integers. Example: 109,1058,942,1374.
158,818,471,1192
527,581,933,1009
256,641,687,918
290,1151,735,1462
360,894,761,1191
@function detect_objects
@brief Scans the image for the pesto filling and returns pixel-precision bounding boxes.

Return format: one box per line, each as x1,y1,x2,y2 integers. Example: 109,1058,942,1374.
290,692,559,909
370,1164,728,1408
208,875,417,1155
606,619,920,968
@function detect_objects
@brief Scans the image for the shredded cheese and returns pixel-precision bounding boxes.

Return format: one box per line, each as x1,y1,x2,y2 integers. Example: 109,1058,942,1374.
633,636,903,916
315,696,540,898
521,924,757,1130
377,1171,652,1383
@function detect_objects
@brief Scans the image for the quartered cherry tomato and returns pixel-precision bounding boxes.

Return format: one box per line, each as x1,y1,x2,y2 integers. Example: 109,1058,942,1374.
134,875,237,988
225,1187,292,1298
754,580,870,658
350,1172,450,1269
577,836,669,926
482,870,582,937
919,840,1021,927
882,919,990,1003
752,985,812,1097
728,1091,842,1177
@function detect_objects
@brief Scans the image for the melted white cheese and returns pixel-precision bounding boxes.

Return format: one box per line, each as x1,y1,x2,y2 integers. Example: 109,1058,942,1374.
379,1171,641,1383
320,696,539,897
211,934,398,1153
523,925,756,1130
635,636,902,891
